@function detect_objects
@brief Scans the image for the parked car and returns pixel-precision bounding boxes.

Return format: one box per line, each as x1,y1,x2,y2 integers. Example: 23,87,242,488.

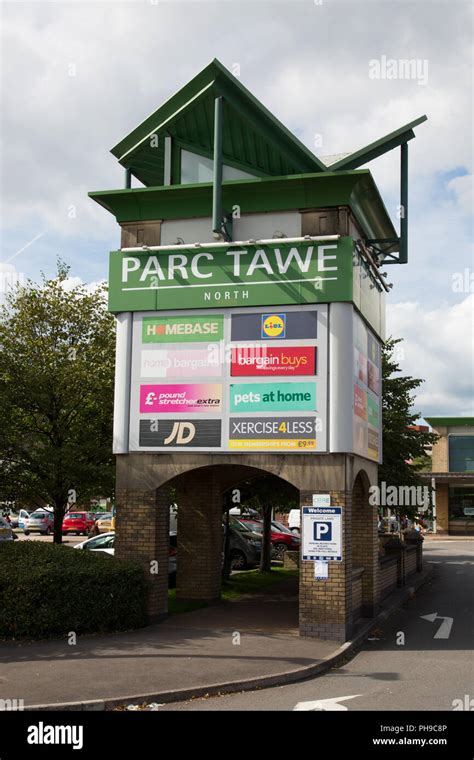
95,513,114,533
0,516,14,541
2,510,17,528
24,509,55,536
226,518,262,570
62,511,96,536
236,518,301,560
74,531,178,583
17,509,30,530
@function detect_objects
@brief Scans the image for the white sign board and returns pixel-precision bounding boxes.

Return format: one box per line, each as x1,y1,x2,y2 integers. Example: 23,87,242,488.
302,506,342,562
314,560,329,579
127,304,328,453
312,494,331,508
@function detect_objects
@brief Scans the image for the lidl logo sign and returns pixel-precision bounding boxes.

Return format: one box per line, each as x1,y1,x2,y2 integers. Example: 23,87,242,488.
261,313,286,339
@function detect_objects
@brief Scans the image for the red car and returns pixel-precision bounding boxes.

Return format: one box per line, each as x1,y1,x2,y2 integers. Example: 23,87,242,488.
62,511,96,536
237,518,301,560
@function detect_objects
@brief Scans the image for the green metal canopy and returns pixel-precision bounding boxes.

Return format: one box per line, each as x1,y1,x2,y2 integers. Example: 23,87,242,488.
329,116,427,171
112,58,327,187
91,59,427,263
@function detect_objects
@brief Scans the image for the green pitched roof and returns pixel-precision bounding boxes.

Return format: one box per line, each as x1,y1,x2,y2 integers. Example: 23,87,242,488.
111,59,327,186
425,417,474,428
329,116,428,171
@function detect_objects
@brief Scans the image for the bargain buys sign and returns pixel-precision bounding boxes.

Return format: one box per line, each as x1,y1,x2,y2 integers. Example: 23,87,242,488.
231,346,316,377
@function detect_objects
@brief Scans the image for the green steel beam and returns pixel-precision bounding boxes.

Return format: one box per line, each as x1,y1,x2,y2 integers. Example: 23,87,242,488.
212,96,224,238
124,168,132,189
400,141,408,264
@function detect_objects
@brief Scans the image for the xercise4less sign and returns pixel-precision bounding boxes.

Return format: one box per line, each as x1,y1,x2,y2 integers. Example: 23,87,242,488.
108,238,354,312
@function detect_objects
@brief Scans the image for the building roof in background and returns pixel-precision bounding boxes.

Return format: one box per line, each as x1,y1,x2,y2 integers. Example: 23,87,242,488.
425,417,474,428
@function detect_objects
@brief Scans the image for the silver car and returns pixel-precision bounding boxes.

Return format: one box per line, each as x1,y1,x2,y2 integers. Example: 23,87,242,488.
24,510,55,536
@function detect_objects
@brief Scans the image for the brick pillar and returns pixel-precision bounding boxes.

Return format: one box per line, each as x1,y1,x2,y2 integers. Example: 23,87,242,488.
176,468,223,602
299,489,353,641
115,487,170,621
436,483,449,535
352,474,380,616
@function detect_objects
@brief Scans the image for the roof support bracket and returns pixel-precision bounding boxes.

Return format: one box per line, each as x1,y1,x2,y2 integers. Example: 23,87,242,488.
367,141,409,265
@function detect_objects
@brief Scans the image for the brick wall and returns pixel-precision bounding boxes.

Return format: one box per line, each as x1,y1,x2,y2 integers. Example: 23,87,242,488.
351,570,363,621
436,483,449,534
299,489,353,641
405,546,417,577
175,468,223,602
352,474,380,615
379,556,398,599
431,428,448,470
115,486,170,620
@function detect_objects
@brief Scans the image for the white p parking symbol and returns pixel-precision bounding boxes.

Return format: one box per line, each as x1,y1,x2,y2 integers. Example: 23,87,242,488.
314,522,332,541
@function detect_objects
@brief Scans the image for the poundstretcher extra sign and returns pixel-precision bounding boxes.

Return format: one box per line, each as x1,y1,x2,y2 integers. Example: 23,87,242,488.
108,238,354,312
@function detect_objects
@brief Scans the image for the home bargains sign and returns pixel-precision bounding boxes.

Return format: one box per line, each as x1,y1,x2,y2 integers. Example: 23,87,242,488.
108,238,354,312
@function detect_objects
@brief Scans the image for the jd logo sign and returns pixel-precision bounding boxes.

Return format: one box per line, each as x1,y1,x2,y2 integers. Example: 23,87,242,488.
164,422,196,445
138,419,222,448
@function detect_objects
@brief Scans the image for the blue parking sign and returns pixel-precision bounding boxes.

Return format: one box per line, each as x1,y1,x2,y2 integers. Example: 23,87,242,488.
302,506,342,561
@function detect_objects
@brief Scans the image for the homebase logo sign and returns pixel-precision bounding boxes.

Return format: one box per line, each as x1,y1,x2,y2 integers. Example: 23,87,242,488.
143,315,223,343
230,382,316,412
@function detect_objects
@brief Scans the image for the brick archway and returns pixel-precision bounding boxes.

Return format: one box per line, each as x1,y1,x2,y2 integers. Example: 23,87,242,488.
115,461,300,619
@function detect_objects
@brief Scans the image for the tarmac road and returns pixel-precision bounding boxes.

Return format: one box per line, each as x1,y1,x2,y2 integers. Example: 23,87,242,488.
158,540,474,711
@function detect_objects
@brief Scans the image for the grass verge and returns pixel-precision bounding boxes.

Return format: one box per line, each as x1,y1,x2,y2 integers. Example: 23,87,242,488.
167,567,298,613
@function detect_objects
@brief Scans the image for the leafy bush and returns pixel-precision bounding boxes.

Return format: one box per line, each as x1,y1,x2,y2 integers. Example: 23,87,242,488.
0,541,148,639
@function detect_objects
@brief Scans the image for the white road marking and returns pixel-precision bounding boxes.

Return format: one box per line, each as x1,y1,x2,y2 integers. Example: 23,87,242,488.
420,612,454,639
293,694,362,711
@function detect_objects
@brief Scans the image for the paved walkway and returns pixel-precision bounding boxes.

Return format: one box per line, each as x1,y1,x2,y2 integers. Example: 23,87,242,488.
0,571,432,709
0,579,337,708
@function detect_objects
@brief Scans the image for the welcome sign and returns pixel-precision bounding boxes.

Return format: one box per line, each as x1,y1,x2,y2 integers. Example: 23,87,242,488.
109,238,354,312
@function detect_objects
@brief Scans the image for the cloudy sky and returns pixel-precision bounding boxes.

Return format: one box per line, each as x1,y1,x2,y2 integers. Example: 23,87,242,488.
0,0,472,418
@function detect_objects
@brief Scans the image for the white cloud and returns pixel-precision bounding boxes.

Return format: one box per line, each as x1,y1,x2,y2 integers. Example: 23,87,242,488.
387,295,474,416
447,174,473,216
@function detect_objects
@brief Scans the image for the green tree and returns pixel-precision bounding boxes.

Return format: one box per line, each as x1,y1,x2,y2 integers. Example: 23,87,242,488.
229,476,298,572
0,262,115,543
379,337,438,519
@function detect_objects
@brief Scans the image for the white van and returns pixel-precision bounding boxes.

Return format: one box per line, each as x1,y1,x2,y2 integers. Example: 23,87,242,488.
288,509,301,533
170,504,178,533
